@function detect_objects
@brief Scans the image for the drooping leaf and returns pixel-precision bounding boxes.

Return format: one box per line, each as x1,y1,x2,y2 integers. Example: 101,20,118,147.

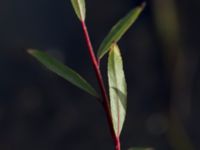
71,0,86,21
28,49,98,98
97,3,146,59
108,44,127,136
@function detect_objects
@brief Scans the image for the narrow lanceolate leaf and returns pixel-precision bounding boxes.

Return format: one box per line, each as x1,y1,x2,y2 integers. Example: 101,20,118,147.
28,49,98,98
71,0,86,21
108,44,127,136
97,3,146,59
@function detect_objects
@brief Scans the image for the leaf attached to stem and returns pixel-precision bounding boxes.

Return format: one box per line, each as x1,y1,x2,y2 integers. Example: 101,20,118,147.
28,49,99,98
108,44,127,136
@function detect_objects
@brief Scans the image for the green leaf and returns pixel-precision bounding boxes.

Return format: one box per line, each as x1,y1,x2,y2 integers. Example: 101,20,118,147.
71,0,86,21
97,3,146,59
108,44,127,136
28,49,98,98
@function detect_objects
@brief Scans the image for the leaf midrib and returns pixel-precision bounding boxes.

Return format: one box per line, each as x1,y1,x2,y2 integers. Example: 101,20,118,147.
111,49,121,136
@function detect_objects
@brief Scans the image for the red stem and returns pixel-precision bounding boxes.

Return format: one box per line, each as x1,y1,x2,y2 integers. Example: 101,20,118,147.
115,136,121,150
80,20,120,150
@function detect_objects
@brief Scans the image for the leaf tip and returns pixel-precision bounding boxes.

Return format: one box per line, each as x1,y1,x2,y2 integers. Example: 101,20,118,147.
141,2,147,10
111,43,120,53
27,49,36,55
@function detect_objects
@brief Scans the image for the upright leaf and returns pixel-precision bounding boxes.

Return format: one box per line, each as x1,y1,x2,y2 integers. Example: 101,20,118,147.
108,44,127,136
71,0,86,21
28,49,98,98
97,3,146,59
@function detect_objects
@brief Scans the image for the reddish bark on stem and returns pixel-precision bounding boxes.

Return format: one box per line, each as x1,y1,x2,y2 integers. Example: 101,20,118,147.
115,137,121,150
80,20,120,150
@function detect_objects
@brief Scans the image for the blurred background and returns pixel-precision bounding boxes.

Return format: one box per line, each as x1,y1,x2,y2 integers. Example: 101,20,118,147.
0,0,199,149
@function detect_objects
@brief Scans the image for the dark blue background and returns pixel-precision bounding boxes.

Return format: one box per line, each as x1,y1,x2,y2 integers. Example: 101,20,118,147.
0,0,199,149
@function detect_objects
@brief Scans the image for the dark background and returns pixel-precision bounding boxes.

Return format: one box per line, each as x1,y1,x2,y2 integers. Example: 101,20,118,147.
0,0,200,150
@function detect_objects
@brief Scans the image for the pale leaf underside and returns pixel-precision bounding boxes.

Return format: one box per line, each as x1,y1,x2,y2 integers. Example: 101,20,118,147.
108,44,127,136
71,0,86,21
